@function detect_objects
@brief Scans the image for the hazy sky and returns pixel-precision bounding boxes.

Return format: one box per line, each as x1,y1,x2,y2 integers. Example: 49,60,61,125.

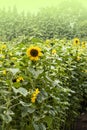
0,0,61,13
0,0,86,13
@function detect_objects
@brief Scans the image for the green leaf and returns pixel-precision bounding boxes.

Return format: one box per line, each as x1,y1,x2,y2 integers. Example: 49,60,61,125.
33,123,40,130
29,68,43,79
43,116,53,128
39,123,46,130
21,107,35,117
25,124,34,130
1,113,12,123
12,87,28,97
20,101,31,107
52,79,61,87
8,68,19,75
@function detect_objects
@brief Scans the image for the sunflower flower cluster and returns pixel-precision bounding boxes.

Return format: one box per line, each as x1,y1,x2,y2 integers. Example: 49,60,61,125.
26,46,42,61
31,88,40,103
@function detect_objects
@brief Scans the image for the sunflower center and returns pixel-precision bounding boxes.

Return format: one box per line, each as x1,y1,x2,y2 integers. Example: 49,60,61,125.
30,49,38,57
76,40,78,43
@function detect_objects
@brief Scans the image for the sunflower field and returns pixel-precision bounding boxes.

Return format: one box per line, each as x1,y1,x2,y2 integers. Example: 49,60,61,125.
0,37,87,130
0,0,87,129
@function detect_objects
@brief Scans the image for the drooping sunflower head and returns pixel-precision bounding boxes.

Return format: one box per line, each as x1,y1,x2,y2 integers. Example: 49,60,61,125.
26,46,42,61
73,38,80,46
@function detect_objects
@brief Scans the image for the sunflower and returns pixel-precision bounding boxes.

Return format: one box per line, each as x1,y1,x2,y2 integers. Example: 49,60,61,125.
81,41,86,48
31,96,36,103
1,44,6,49
52,49,56,54
73,38,80,46
16,76,24,82
31,88,40,103
3,70,6,75
26,46,42,61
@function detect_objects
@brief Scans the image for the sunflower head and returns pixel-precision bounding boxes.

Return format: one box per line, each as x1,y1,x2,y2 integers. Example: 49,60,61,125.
1,44,7,49
52,49,56,54
16,76,24,82
73,38,80,46
31,88,40,103
26,46,42,61
3,70,6,75
81,41,86,48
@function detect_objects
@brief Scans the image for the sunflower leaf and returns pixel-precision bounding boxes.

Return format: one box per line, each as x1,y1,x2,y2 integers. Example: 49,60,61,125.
8,68,19,75
12,87,28,97
29,68,43,79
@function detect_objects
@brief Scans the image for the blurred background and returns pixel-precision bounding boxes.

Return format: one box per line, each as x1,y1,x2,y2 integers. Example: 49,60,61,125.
0,0,87,14
0,0,87,41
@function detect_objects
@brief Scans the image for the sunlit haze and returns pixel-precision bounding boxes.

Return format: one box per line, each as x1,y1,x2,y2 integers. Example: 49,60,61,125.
0,0,87,14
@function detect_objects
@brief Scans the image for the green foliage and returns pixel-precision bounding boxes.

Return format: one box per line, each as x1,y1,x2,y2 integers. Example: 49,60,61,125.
0,38,87,130
0,1,87,42
0,2,87,129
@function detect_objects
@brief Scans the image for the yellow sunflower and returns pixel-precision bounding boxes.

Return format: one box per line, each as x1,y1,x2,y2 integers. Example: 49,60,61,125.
31,88,40,103
81,41,86,48
16,76,24,82
52,49,56,54
73,38,80,46
3,70,6,75
31,96,36,103
1,44,6,49
26,46,42,61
